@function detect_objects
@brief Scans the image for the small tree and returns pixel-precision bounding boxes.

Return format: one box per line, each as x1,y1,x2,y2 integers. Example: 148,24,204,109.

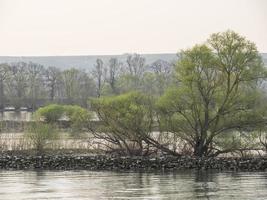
91,92,151,155
26,122,58,154
91,92,179,156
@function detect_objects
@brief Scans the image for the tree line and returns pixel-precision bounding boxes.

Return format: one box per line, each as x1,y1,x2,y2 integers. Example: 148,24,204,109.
32,31,267,157
0,54,173,110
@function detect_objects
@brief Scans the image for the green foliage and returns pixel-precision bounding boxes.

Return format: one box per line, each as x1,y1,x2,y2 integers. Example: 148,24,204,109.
35,104,65,123
35,104,92,135
92,92,153,137
26,122,59,153
157,30,267,157
117,74,141,93
91,92,154,155
63,105,92,134
142,72,157,96
5,30,267,157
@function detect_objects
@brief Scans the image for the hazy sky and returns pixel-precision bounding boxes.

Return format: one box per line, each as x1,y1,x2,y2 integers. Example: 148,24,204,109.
0,0,266,56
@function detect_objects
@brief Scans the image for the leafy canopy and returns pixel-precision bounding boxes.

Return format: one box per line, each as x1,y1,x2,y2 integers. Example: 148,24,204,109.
35,104,92,134
157,30,267,156
91,91,154,140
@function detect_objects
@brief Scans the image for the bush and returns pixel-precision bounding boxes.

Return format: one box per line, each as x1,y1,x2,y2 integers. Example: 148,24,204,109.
35,104,65,123
26,122,59,153
35,104,92,137
64,105,92,135
91,92,157,156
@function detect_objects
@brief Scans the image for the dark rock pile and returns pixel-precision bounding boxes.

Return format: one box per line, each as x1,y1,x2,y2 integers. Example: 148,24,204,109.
0,155,266,171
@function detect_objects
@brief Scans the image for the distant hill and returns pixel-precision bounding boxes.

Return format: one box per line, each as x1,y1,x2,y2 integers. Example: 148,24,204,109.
0,53,266,70
0,54,178,70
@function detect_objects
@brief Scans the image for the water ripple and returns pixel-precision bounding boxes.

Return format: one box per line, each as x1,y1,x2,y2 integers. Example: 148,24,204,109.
0,170,266,199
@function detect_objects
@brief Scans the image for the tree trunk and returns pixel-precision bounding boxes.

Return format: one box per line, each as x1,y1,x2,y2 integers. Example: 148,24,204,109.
0,80,4,110
193,139,208,157
145,137,181,156
111,83,117,95
50,84,55,101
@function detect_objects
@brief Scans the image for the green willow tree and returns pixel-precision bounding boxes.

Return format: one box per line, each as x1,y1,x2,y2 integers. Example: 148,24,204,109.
91,92,179,156
157,30,267,157
91,92,153,156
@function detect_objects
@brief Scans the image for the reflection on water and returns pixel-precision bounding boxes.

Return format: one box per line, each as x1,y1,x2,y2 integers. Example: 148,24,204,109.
0,111,33,121
0,170,266,200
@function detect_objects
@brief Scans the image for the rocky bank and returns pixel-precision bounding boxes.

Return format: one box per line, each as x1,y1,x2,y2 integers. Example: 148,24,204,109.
0,155,266,171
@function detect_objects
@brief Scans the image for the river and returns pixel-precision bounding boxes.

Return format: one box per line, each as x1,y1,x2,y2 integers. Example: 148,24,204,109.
0,170,266,200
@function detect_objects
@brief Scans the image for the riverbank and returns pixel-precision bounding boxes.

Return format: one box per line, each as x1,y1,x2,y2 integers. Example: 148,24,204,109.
0,154,266,171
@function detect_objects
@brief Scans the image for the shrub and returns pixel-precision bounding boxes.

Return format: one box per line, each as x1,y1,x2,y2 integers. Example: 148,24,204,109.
35,104,65,123
35,104,92,137
26,122,59,153
90,92,178,156
64,105,92,135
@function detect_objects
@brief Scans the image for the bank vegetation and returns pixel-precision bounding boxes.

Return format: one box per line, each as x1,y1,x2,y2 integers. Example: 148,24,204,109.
1,30,267,158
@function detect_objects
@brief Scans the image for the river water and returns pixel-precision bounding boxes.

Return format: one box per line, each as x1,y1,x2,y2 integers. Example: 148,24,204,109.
0,170,266,200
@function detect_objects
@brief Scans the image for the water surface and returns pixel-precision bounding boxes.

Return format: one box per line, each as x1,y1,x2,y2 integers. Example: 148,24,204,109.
0,170,266,199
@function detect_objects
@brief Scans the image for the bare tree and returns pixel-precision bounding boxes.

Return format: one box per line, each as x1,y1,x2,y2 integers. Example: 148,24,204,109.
61,68,80,104
92,59,106,97
123,54,146,91
60,68,96,105
150,59,172,95
0,63,10,109
44,66,61,101
77,70,96,107
106,58,121,94
126,53,146,77
6,62,29,109
27,62,45,110
150,59,171,75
